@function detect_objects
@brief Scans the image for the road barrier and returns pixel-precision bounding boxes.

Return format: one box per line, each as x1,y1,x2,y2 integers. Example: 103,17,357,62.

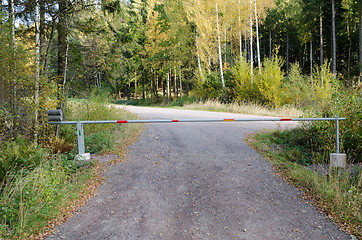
48,111,346,165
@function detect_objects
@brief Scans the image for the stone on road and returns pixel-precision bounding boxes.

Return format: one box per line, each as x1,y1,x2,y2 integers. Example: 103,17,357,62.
47,106,349,240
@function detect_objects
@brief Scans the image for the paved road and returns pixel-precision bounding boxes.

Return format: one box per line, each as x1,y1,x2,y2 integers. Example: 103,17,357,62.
48,107,349,240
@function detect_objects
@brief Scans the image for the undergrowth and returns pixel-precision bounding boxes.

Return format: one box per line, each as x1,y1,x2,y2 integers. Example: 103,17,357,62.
0,95,141,239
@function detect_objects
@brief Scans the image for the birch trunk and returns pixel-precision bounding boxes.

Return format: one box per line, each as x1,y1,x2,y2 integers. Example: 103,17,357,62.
239,0,243,60
319,6,323,68
216,3,225,88
269,30,272,59
35,0,40,142
9,0,16,111
230,24,233,65
332,0,336,74
253,0,260,70
195,28,203,78
320,7,324,85
225,25,227,64
10,0,15,50
249,0,253,80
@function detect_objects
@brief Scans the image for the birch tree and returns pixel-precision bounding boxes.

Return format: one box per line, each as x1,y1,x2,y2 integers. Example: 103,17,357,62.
254,0,261,70
35,0,40,142
216,3,225,88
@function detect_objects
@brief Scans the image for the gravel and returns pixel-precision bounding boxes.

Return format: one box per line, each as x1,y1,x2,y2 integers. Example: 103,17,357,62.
47,106,350,240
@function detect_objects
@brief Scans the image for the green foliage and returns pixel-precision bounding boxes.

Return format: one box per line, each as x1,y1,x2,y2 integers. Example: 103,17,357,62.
232,56,284,107
193,72,225,100
306,87,362,163
85,131,114,153
256,56,284,107
0,138,48,183
0,153,93,238
281,63,314,107
233,59,260,102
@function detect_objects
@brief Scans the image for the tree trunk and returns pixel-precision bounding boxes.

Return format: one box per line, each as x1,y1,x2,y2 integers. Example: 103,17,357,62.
238,0,243,60
249,0,253,80
286,30,289,74
9,0,16,111
269,30,272,59
40,0,46,67
253,0,260,70
35,0,40,142
174,67,177,97
179,65,183,99
58,0,68,87
359,3,362,83
230,24,233,65
195,28,203,78
320,7,324,86
167,71,170,101
331,0,336,74
310,30,313,76
225,25,227,64
216,3,225,88
320,6,323,68
43,17,56,70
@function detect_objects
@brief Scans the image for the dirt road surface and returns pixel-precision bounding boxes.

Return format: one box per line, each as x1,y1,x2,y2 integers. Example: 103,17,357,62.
47,107,350,240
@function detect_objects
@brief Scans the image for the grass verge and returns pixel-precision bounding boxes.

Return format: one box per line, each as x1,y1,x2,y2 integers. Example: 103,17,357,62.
114,98,303,117
247,130,361,238
180,100,303,117
0,99,143,239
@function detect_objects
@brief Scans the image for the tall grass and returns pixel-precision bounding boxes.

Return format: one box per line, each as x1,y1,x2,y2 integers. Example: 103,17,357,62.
182,100,303,117
0,96,141,239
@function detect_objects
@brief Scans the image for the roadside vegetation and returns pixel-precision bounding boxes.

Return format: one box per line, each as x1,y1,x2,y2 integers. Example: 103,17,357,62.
0,94,141,239
247,87,361,237
1,0,361,238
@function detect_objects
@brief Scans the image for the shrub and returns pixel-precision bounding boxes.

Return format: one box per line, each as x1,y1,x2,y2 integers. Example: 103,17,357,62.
256,55,284,107
233,59,261,103
305,87,361,163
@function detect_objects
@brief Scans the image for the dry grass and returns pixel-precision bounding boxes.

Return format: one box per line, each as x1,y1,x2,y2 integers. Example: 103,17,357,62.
182,100,303,117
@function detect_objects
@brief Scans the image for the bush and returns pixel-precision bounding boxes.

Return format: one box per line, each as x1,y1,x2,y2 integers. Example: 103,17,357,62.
256,55,284,107
305,87,361,163
233,59,261,103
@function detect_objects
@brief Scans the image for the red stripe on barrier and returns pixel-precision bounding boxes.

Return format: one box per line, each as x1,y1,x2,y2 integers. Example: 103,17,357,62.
172,120,179,122
224,119,235,121
117,120,128,123
281,118,292,121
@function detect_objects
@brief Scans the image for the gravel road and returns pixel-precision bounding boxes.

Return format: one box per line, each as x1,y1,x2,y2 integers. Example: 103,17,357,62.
47,106,350,240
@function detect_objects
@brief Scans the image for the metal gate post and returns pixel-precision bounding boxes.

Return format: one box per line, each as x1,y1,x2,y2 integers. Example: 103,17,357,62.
77,121,85,155
335,115,340,154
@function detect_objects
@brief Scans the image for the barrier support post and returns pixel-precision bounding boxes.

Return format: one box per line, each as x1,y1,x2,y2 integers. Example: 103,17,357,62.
76,121,90,160
330,115,346,168
335,115,340,154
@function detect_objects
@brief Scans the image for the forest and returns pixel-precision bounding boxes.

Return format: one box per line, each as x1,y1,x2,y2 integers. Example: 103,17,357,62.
0,0,361,132
0,0,361,238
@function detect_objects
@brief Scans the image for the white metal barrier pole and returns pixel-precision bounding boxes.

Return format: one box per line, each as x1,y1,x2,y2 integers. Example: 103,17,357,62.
49,117,346,162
